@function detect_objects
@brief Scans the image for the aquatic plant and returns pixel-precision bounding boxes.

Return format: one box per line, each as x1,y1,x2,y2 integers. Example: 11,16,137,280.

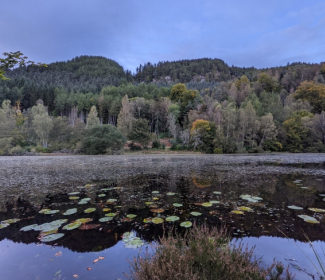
128,225,293,280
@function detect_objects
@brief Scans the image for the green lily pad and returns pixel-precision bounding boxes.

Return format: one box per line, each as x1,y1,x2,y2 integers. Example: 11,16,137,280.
152,191,159,194
99,217,113,222
84,208,96,213
41,233,64,242
78,200,88,205
35,219,68,231
126,214,137,219
240,195,262,203
68,192,80,195
209,201,220,204
107,199,117,202
39,209,51,214
180,221,192,228
202,202,213,207
69,196,79,200
298,215,320,224
173,203,183,207
152,217,164,224
145,202,154,205
44,210,60,215
143,218,151,223
75,218,93,223
287,205,303,210
101,188,110,191
308,208,325,213
166,216,180,222
190,211,202,216
213,191,221,195
105,213,116,217
41,229,58,236
237,206,253,212
62,222,81,230
63,208,77,215
0,223,9,229
167,192,176,196
20,224,38,231
98,194,106,197
2,218,20,224
231,210,244,214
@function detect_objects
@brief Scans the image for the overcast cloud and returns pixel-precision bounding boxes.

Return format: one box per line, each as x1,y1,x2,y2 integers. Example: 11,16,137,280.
1,0,324,72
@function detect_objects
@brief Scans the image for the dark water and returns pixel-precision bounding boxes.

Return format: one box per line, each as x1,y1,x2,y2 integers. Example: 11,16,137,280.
1,155,325,279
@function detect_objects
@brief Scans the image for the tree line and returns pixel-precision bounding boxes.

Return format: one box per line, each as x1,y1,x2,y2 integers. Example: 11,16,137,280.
0,55,325,155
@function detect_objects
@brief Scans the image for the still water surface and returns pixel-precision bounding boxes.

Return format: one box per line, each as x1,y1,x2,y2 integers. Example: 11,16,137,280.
1,154,325,279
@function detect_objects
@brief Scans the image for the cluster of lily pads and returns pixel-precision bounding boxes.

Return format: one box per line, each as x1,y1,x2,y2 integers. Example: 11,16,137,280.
122,231,145,249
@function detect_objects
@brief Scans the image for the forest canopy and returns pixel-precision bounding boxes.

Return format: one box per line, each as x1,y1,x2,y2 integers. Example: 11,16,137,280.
0,54,325,155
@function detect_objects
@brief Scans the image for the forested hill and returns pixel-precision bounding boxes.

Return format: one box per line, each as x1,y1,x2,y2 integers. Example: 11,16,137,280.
134,58,324,85
0,56,131,110
134,58,255,83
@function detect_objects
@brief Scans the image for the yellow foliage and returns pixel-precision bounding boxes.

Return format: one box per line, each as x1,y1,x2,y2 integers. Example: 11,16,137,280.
191,119,210,135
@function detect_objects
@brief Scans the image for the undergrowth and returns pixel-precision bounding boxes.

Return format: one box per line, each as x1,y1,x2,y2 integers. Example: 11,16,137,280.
128,224,293,280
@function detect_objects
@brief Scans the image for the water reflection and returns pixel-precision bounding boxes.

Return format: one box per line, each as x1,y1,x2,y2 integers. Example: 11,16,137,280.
0,171,325,279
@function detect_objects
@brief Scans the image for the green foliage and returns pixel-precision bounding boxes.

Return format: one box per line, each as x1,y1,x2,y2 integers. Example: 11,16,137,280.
81,124,125,155
129,118,151,146
151,139,161,149
257,73,281,93
214,147,223,154
283,110,314,152
295,81,325,114
129,225,293,280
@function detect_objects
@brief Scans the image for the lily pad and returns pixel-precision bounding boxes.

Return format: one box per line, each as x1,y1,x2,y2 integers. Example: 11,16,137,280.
41,229,58,236
209,201,220,204
308,208,325,213
98,194,106,197
152,191,159,194
84,208,96,213
69,196,80,200
152,197,159,201
63,208,77,215
237,206,253,212
20,224,38,231
173,203,183,207
240,195,262,203
202,202,213,207
0,223,9,229
166,216,180,222
298,215,320,224
2,218,20,224
287,205,303,210
105,213,116,217
68,192,80,195
231,210,244,214
75,218,93,224
103,208,111,212
143,218,151,223
39,209,51,214
167,192,176,196
44,210,60,215
180,221,192,228
152,217,164,224
190,211,202,216
63,222,82,230
145,202,154,205
99,217,113,222
126,214,137,219
101,188,110,191
107,199,117,202
41,233,64,242
213,191,221,195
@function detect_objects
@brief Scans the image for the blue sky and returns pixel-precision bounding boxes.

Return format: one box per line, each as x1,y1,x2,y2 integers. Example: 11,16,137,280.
1,0,324,73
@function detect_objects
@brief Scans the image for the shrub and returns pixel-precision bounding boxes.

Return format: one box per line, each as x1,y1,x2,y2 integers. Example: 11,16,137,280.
81,124,126,155
35,146,52,153
129,142,142,151
151,139,161,149
213,147,223,154
128,225,292,280
10,146,25,155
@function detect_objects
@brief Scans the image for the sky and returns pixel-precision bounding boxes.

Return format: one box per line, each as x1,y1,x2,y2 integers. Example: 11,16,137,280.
1,0,325,73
